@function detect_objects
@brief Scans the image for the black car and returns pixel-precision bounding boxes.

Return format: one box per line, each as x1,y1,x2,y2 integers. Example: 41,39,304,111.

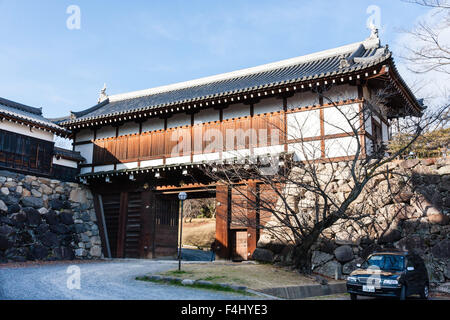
346,251,429,300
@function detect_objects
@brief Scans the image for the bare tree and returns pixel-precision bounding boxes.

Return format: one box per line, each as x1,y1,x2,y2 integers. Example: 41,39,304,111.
403,0,450,9
183,198,216,221
401,0,450,74
202,87,446,272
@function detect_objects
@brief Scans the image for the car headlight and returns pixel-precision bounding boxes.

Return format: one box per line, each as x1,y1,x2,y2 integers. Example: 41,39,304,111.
347,276,358,283
383,279,398,285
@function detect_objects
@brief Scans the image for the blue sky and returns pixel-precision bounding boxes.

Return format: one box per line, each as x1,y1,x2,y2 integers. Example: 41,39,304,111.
0,1,432,118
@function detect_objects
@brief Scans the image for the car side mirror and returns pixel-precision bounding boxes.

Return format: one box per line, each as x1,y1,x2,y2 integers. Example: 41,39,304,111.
407,266,414,271
356,264,361,268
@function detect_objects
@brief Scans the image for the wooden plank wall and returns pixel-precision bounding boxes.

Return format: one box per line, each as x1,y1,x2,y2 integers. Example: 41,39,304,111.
92,112,283,165
215,184,230,259
140,190,155,258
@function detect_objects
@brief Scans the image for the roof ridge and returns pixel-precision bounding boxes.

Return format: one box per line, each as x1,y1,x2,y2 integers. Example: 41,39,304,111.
0,97,42,115
108,36,381,103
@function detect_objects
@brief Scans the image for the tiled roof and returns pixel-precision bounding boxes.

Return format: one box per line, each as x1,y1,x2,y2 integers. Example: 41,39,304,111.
53,147,85,162
60,32,421,126
0,97,70,136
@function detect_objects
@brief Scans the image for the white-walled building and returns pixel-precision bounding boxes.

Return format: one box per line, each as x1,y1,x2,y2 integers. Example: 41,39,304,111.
0,97,84,181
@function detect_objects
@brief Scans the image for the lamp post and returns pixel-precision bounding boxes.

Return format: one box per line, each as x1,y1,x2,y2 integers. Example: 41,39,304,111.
178,192,187,271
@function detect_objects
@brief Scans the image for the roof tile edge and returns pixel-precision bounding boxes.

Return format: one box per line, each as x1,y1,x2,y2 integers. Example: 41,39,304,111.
108,36,381,103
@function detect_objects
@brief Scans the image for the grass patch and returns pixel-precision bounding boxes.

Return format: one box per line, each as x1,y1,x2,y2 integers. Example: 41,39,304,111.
136,276,253,296
202,275,227,281
157,262,331,291
165,270,194,276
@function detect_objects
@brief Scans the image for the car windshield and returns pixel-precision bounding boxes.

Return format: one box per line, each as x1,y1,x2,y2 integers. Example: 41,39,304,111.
364,254,405,271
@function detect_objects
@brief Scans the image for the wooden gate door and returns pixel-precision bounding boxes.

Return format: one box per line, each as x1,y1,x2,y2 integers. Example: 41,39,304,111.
153,196,179,258
232,230,248,261
100,193,121,257
100,192,143,258
99,192,179,259
123,192,142,258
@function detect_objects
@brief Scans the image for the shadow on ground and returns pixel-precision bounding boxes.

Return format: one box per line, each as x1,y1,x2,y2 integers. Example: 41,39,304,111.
181,248,215,261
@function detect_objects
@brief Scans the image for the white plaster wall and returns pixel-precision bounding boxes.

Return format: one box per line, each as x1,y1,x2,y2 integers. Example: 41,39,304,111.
193,152,220,162
288,141,322,161
324,136,359,158
96,125,116,139
0,121,54,141
74,143,93,164
287,91,319,109
140,159,164,168
165,155,191,165
142,118,164,133
116,162,139,170
382,122,389,141
118,122,139,136
194,108,220,124
253,97,282,115
373,114,380,123
365,113,373,135
322,84,358,102
253,145,284,156
75,129,94,142
222,149,250,160
323,103,360,135
167,112,191,128
286,109,321,139
52,157,78,168
80,167,91,174
223,103,250,120
94,165,114,173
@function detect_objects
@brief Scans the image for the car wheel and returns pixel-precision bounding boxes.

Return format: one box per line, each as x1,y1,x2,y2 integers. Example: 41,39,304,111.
399,285,407,300
350,293,357,300
420,284,429,300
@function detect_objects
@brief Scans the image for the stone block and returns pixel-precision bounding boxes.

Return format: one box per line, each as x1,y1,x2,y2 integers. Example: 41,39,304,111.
252,248,274,262
334,245,354,263
311,251,334,266
89,245,102,257
21,197,44,209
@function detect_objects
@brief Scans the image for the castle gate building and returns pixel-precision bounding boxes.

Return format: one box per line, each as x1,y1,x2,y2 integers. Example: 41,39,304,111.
58,31,423,260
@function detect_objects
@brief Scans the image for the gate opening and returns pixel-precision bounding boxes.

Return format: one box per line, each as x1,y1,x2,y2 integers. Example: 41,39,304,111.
181,197,216,261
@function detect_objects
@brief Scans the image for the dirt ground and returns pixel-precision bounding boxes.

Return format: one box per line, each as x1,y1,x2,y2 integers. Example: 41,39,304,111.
159,261,341,291
182,218,215,249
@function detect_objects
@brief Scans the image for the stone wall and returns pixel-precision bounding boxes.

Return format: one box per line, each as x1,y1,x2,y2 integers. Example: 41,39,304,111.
255,158,450,284
0,170,102,263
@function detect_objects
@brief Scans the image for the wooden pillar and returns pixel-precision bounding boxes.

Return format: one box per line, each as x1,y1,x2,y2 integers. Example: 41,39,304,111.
215,184,230,260
246,181,258,259
282,97,288,152
116,191,128,258
93,194,110,258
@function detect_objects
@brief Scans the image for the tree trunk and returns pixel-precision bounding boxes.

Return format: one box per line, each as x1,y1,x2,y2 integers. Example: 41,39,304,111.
293,229,322,273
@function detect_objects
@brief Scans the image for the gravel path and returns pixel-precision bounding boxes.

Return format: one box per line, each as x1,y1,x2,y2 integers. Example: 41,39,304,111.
0,260,251,300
